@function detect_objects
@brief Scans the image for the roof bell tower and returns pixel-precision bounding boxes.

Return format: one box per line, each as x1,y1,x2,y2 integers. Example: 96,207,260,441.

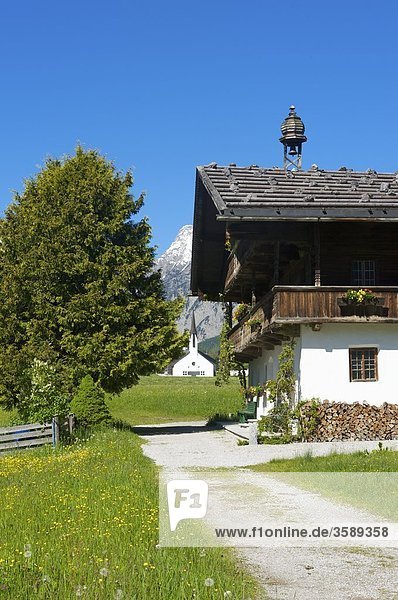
280,105,307,171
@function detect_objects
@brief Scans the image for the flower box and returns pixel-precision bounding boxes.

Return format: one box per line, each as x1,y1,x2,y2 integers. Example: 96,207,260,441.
337,298,388,317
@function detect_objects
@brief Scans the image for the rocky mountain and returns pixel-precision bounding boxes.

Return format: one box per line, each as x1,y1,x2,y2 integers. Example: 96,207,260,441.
156,224,224,341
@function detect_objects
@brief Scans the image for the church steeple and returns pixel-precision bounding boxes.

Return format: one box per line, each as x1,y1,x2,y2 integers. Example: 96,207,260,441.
189,312,198,352
190,312,197,336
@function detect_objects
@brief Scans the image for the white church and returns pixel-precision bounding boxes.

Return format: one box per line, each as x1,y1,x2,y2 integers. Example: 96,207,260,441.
169,313,215,377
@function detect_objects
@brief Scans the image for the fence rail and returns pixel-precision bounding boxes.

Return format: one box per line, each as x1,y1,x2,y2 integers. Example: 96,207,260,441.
0,422,54,452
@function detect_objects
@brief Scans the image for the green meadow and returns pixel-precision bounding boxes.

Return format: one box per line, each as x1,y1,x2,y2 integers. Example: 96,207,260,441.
0,376,262,599
107,375,243,425
250,449,398,521
250,448,398,472
0,429,260,599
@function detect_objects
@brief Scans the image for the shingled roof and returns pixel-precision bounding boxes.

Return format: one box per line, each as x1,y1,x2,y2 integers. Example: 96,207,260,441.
198,164,398,220
191,163,398,297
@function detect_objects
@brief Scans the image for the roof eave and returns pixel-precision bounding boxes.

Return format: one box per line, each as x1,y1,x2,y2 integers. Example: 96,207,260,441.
216,206,398,221
197,166,228,215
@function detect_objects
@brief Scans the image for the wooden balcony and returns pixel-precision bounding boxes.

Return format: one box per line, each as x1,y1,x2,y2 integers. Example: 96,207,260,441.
229,286,398,360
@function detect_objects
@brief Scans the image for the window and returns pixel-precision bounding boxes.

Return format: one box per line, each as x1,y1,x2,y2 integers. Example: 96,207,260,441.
200,371,205,376
349,348,378,381
183,371,187,376
351,260,376,286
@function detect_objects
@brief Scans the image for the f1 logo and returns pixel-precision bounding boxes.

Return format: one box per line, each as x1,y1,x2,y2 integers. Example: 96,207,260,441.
167,480,208,531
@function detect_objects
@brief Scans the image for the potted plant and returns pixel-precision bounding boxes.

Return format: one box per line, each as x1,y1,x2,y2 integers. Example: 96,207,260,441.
233,303,250,322
246,317,262,333
338,289,388,317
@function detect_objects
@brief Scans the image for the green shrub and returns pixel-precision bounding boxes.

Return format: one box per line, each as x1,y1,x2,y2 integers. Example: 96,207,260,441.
258,401,293,441
70,375,111,427
18,359,69,424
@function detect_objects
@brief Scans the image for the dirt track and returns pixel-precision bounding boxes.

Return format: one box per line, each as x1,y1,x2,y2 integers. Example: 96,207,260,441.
135,421,398,600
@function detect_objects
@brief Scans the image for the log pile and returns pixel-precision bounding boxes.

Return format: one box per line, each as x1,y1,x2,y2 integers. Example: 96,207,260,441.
299,400,398,442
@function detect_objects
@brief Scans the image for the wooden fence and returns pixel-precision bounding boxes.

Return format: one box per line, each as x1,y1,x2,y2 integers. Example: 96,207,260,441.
0,415,74,453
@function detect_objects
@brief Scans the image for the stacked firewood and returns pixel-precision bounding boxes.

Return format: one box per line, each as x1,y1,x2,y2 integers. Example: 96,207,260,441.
299,400,398,442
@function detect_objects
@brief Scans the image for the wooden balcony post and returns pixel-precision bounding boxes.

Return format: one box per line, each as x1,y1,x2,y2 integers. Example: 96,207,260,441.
251,269,256,306
227,301,233,329
273,241,280,284
314,223,321,286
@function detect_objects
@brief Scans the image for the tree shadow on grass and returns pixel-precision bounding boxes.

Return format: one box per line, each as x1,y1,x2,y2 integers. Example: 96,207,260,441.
111,419,223,437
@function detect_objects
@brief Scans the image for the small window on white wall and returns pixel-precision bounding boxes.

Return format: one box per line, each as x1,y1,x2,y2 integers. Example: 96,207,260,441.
349,348,378,381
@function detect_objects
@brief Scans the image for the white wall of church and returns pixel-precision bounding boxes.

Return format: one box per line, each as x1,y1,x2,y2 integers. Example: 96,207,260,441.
172,314,215,376
172,353,214,376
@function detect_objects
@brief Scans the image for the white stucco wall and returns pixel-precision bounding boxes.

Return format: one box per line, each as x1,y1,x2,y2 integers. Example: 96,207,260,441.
172,323,214,376
249,347,283,417
249,347,280,387
298,323,398,405
247,322,398,408
172,351,214,376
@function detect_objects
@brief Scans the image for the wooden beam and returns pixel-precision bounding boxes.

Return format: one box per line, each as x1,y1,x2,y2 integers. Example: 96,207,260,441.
235,347,262,359
257,340,276,350
263,335,283,346
228,222,312,242
273,241,280,285
314,222,321,286
268,332,291,342
218,206,398,221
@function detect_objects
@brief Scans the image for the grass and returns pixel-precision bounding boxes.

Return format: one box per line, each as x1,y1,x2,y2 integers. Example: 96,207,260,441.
250,447,398,472
0,428,260,599
249,448,398,521
0,376,244,428
107,375,243,425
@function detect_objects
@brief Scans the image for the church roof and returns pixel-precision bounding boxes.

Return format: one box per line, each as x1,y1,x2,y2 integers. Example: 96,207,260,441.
166,348,216,370
197,350,216,365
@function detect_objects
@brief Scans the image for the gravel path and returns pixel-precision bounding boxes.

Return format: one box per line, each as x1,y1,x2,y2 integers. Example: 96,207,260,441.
134,421,398,600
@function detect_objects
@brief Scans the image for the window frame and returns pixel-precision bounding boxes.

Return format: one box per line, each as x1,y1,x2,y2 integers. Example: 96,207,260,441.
351,259,377,286
349,347,378,382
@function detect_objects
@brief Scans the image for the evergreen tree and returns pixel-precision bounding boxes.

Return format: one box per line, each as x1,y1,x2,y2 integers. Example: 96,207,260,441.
0,147,184,410
70,375,111,427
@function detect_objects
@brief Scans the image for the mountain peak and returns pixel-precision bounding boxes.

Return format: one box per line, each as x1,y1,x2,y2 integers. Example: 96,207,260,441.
156,224,223,341
156,225,193,277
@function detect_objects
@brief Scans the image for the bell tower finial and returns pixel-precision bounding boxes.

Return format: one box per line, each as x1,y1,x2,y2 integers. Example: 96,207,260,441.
280,105,307,171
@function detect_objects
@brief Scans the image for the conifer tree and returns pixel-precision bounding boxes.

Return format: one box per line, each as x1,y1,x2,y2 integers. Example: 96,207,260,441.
70,375,111,427
0,147,184,410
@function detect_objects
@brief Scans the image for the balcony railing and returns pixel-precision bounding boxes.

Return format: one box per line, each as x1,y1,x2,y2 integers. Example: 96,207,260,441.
229,286,398,358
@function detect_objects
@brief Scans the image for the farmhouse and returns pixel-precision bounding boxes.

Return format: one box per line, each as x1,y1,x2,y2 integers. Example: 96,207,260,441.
168,313,215,377
191,106,398,414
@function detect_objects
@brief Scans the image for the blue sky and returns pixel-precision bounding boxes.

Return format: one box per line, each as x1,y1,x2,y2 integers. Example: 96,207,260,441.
1,0,397,254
